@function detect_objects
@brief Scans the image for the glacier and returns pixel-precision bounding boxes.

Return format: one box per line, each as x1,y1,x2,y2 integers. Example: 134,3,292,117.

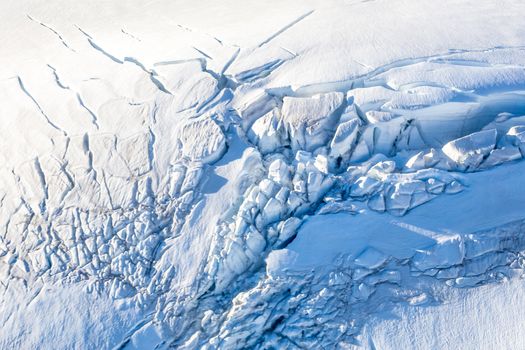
1,0,525,349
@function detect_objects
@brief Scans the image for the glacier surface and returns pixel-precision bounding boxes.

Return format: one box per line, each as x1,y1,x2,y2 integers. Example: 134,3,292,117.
1,0,525,349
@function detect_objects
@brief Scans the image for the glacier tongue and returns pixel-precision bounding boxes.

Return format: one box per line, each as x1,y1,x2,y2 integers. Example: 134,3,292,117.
1,0,525,349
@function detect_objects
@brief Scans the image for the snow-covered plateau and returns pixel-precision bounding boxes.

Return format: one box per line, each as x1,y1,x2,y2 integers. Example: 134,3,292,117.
1,1,525,349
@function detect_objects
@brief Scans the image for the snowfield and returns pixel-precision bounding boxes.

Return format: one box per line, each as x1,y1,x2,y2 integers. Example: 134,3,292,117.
1,0,525,349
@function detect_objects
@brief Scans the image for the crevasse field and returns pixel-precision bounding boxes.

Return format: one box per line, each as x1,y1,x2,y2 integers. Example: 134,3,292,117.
1,1,525,349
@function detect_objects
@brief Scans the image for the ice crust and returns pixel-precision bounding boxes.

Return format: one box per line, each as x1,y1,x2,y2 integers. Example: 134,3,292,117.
1,0,525,349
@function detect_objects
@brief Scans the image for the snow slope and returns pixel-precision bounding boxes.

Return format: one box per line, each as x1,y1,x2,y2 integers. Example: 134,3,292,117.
1,0,525,349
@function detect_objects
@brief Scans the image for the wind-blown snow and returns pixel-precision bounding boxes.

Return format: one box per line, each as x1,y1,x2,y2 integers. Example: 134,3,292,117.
1,0,525,349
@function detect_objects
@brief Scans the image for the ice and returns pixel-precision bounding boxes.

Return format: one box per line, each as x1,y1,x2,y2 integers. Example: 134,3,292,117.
350,176,381,198
367,193,386,212
505,125,525,155
329,118,361,167
263,159,525,346
245,228,266,256
442,129,497,170
179,117,227,164
354,248,387,270
306,171,333,203
480,147,522,168
2,0,525,348
365,110,395,124
412,235,465,271
261,198,284,225
247,108,284,154
367,160,396,179
276,217,302,247
267,158,291,186
280,92,345,152
404,149,441,171
386,180,433,216
173,72,219,111
425,178,446,194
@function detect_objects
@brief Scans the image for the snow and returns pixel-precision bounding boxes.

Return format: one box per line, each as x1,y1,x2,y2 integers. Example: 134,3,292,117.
442,129,497,169
281,92,345,152
362,277,525,350
0,281,145,349
1,0,525,348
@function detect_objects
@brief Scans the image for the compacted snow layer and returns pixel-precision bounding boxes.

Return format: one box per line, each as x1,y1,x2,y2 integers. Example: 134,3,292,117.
1,0,525,349
361,277,525,350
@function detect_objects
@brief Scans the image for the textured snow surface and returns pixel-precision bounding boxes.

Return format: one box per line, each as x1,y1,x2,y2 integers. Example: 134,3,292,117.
1,0,525,349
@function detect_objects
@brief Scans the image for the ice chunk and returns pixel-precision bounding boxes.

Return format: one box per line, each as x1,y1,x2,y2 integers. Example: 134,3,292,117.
295,150,314,163
354,282,374,300
245,228,266,255
463,252,509,277
480,147,522,168
350,176,381,197
454,276,485,288
276,217,302,247
286,192,305,214
281,92,345,151
368,192,386,212
350,136,373,162
307,171,333,203
442,129,497,169
365,110,395,123
234,90,279,131
174,72,219,111
275,187,290,204
258,179,279,197
224,241,250,275
265,249,299,278
339,102,363,124
329,118,361,162
425,178,446,194
367,160,396,179
313,154,330,174
405,149,441,171
179,117,226,164
386,180,427,216
248,108,284,154
354,248,388,269
386,191,411,216
267,158,291,186
445,180,464,194
317,200,358,215
261,197,284,225
505,126,525,156
411,190,435,208
366,270,401,285
407,293,429,306
507,125,525,142
353,268,374,280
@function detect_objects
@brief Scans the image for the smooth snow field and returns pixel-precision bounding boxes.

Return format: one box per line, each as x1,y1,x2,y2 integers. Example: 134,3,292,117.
1,0,525,349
